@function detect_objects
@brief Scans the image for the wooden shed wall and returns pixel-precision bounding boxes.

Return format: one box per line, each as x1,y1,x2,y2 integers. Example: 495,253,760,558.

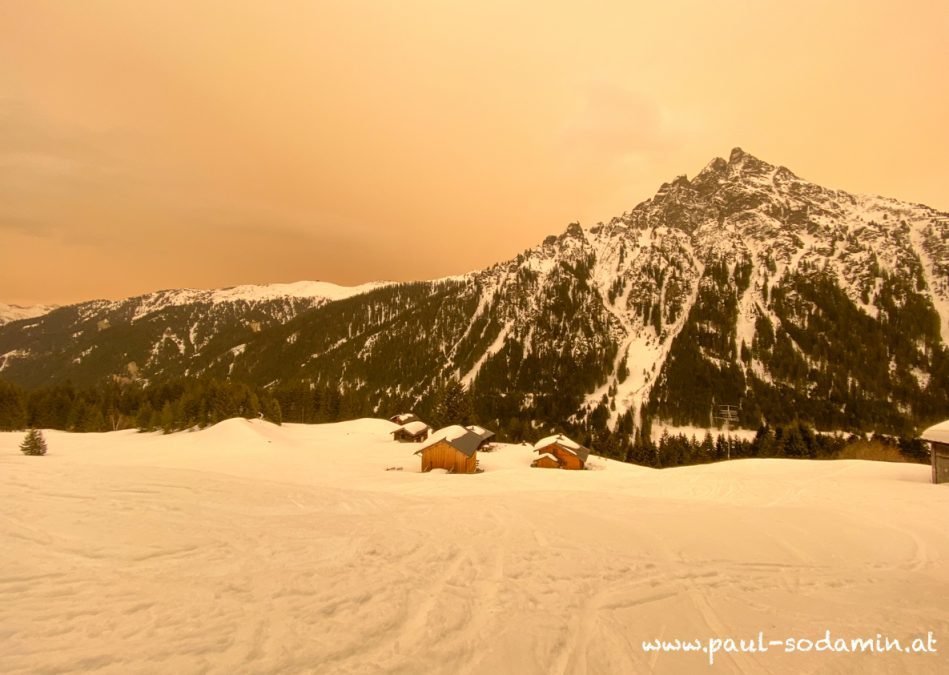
532,455,561,469
934,442,949,484
538,443,584,470
394,429,427,443
420,441,476,474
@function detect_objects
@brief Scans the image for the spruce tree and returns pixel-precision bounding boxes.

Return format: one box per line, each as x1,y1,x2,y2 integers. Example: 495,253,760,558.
160,402,175,434
19,428,47,456
136,402,154,431
433,378,473,427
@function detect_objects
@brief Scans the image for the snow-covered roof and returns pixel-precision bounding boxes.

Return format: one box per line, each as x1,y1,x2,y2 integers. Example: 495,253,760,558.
395,421,429,436
390,413,419,424
465,425,495,444
921,420,949,445
416,425,483,457
535,453,560,462
533,434,581,451
532,434,590,462
433,425,470,442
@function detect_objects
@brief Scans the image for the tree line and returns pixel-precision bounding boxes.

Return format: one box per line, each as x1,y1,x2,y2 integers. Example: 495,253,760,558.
0,377,282,434
0,376,930,467
624,422,928,468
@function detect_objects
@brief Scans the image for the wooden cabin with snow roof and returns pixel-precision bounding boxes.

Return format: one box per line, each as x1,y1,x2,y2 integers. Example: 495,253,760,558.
391,420,431,443
531,433,590,470
921,419,949,484
415,425,490,473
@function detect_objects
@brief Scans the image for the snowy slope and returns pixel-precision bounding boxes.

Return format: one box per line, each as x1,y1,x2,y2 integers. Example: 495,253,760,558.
1,419,947,674
0,302,57,326
121,280,391,320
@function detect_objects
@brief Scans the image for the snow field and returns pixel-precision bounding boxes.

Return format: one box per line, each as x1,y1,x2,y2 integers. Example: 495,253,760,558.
1,418,947,674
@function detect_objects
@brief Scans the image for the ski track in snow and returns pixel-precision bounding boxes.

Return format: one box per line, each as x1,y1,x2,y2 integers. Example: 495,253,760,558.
4,419,947,674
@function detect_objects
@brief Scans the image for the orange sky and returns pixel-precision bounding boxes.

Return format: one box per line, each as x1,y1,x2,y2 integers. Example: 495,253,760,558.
1,1,947,305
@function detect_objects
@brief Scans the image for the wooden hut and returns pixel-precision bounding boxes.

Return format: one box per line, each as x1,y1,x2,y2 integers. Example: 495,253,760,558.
532,433,590,470
391,420,431,443
415,425,483,474
921,420,949,484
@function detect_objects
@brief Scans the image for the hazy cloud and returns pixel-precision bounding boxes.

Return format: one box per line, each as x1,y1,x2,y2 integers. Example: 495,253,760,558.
0,100,115,169
559,82,681,168
0,215,55,237
1,3,946,304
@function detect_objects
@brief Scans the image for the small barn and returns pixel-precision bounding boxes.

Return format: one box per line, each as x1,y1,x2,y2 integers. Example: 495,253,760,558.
415,425,484,474
532,433,590,470
921,420,949,485
391,420,431,443
390,413,420,425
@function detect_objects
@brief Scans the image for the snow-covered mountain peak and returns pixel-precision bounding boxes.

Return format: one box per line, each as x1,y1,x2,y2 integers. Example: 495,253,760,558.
207,280,391,305
471,148,949,427
0,303,58,326
108,279,393,322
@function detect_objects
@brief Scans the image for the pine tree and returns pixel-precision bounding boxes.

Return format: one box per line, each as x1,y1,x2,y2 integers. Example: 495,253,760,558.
160,402,175,435
136,402,154,431
20,428,47,456
146,407,161,432
433,378,474,427
700,431,715,459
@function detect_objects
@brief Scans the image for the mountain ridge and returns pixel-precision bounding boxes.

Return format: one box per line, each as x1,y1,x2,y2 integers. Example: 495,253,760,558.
2,148,947,438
